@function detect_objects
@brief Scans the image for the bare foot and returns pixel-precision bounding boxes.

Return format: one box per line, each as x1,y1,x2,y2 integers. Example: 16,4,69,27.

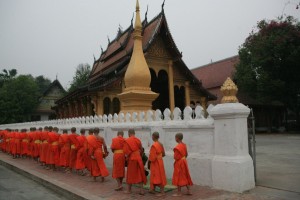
101,177,104,182
172,193,182,197
155,193,165,197
148,190,155,194
139,192,145,196
185,191,192,195
114,186,123,191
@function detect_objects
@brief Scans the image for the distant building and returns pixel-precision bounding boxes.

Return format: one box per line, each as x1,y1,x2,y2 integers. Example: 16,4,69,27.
31,80,66,121
191,55,285,132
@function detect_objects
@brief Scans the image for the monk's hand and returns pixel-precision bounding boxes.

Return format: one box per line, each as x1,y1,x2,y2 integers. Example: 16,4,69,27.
91,155,95,160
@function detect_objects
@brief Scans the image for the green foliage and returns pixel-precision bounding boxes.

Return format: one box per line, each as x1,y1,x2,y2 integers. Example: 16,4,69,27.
235,16,300,110
0,69,17,87
0,75,39,124
35,75,52,95
68,63,91,93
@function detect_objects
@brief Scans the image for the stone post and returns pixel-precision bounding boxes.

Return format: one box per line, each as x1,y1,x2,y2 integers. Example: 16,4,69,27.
208,78,255,193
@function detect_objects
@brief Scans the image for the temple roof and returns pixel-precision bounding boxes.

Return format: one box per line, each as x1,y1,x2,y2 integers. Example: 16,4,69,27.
43,79,66,96
88,10,215,100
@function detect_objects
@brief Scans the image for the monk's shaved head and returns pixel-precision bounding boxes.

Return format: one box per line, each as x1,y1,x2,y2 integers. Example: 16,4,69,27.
152,132,159,139
117,131,124,136
80,129,85,134
175,133,183,140
128,129,135,136
94,128,100,134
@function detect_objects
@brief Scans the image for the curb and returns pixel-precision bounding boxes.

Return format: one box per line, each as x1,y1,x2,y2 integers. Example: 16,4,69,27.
0,158,99,200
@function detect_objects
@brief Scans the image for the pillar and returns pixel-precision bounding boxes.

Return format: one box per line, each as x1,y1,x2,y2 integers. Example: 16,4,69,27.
185,81,190,107
209,103,255,193
168,60,175,111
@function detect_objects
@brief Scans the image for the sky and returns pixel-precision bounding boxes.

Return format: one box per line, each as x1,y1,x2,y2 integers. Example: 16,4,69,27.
0,0,299,89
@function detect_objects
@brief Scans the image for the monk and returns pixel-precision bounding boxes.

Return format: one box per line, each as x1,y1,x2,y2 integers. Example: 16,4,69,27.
48,127,60,170
123,129,146,195
110,131,126,191
87,128,109,181
20,129,29,158
172,133,193,196
59,129,70,170
149,132,167,196
13,129,21,159
68,127,79,173
75,128,87,175
85,128,94,173
40,126,49,166
32,127,42,161
28,128,35,159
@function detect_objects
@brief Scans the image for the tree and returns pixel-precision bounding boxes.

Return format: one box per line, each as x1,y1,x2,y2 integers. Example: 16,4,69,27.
235,16,300,128
35,75,52,95
68,63,91,93
0,69,17,87
0,75,39,124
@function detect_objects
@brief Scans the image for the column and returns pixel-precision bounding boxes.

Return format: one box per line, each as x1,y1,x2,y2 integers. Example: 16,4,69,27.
168,60,175,111
209,103,255,192
185,81,190,106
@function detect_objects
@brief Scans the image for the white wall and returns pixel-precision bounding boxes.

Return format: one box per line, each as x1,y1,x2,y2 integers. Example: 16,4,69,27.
0,104,255,193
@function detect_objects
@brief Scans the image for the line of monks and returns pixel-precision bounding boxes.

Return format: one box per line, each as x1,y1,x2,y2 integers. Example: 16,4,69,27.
0,127,193,196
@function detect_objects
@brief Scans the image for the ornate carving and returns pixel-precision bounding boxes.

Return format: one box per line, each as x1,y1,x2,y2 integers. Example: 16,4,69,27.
148,37,171,58
220,77,239,103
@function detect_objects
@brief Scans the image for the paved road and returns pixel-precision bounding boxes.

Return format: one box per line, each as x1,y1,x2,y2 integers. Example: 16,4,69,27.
0,165,68,200
255,134,300,193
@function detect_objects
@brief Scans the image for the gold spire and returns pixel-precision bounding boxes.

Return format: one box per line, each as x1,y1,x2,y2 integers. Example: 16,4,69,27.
123,0,151,90
118,0,158,113
220,77,239,103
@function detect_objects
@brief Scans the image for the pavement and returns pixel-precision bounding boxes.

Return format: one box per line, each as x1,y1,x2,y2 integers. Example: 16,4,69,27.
0,134,299,200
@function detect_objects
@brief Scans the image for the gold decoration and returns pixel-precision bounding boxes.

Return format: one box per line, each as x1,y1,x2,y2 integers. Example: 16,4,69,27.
220,77,239,103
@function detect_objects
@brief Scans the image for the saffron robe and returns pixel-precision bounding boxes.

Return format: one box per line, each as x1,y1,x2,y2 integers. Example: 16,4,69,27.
48,132,60,165
123,136,146,184
59,134,70,167
75,135,87,170
172,142,193,186
68,133,79,169
13,132,21,155
40,131,49,163
110,136,125,178
87,135,109,177
20,132,29,156
149,141,167,188
32,131,41,158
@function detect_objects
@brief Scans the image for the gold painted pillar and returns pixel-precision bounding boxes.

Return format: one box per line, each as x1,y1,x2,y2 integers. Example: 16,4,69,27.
200,97,207,112
168,60,175,111
185,81,190,106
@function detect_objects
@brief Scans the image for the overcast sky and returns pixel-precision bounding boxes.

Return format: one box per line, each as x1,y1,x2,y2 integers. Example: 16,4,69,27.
0,0,299,89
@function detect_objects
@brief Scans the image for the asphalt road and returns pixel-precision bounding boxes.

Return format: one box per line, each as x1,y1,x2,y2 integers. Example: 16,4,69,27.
0,165,68,200
255,134,300,193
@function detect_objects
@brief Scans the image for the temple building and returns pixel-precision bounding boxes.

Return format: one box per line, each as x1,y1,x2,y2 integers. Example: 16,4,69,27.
32,79,66,121
55,1,215,118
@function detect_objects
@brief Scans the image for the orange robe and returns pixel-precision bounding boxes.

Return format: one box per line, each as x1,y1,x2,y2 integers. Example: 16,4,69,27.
87,135,109,177
13,132,21,155
48,132,60,165
40,131,49,163
172,143,193,186
32,131,41,158
149,141,167,188
28,131,35,157
68,133,79,169
75,135,87,170
59,134,70,167
20,132,29,156
110,136,125,178
123,136,146,184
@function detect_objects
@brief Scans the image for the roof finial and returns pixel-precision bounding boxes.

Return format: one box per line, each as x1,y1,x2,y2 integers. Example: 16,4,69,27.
107,36,110,44
162,0,166,11
93,54,96,62
134,0,142,30
100,46,103,54
56,73,58,80
145,5,148,21
131,12,134,26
